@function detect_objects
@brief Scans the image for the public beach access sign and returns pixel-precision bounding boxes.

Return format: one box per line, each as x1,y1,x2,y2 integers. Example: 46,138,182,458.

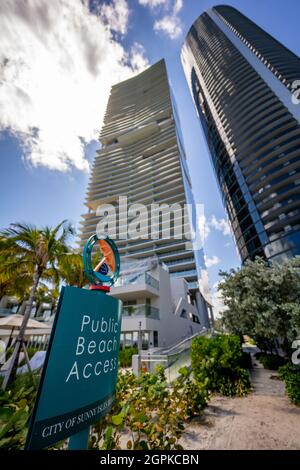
25,286,122,449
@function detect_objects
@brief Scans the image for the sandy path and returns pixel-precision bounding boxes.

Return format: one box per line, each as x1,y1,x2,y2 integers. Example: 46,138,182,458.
180,361,300,450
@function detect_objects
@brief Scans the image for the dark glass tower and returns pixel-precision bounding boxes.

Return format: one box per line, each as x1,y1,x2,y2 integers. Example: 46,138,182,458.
182,6,300,263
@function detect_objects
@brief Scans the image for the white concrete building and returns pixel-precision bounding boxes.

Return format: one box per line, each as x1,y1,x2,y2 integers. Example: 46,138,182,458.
0,296,53,352
110,258,207,350
0,295,53,321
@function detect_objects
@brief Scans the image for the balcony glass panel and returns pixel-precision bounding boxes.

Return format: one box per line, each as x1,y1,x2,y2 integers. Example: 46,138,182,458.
122,304,160,320
115,272,159,290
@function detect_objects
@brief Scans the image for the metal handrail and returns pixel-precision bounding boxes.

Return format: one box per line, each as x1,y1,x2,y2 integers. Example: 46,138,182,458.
153,328,208,355
139,329,209,382
140,328,208,360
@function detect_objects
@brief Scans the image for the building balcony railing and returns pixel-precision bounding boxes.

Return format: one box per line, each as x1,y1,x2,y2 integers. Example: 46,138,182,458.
165,258,195,267
170,269,197,278
145,272,160,290
123,304,160,320
0,307,17,317
115,272,159,291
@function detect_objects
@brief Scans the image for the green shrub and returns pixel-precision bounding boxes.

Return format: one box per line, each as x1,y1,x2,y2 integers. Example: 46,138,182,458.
3,347,38,364
119,346,138,368
4,347,13,361
0,366,208,450
172,366,208,418
255,352,287,370
91,366,208,450
0,373,37,449
27,348,39,360
191,334,251,397
278,363,300,406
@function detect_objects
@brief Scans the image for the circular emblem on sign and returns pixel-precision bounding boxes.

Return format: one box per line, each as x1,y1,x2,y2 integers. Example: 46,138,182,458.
83,234,120,287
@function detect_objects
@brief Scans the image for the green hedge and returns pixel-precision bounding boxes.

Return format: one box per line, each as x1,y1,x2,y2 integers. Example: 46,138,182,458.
119,346,138,368
92,366,208,450
0,367,207,450
0,373,37,449
191,334,251,397
5,347,39,362
278,363,300,406
255,352,287,370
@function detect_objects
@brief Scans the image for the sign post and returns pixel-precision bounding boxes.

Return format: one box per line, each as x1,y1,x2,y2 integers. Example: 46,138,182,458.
25,235,121,450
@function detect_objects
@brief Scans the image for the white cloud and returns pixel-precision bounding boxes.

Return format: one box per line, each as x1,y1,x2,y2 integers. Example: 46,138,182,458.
210,280,226,318
140,0,183,39
128,42,149,71
139,0,182,12
204,255,221,268
0,0,149,172
199,268,211,301
154,15,182,39
138,0,169,9
198,214,210,245
198,214,232,245
173,0,183,14
210,215,231,236
211,289,226,318
99,0,130,35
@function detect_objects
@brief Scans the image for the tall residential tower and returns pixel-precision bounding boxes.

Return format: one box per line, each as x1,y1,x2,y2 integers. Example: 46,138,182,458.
182,6,300,263
79,59,211,326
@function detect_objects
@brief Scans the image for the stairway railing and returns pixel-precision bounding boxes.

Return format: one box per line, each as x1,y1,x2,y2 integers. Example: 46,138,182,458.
138,328,210,382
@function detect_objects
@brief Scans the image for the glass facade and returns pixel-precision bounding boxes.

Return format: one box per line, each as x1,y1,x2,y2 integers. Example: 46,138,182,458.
182,6,300,263
120,331,150,350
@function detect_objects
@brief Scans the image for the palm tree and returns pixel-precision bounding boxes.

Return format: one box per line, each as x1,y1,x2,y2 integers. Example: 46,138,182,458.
48,286,60,317
0,250,32,301
33,284,51,317
0,220,74,388
58,252,89,288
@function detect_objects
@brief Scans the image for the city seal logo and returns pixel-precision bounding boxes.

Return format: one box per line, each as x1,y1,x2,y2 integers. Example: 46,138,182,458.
83,234,120,287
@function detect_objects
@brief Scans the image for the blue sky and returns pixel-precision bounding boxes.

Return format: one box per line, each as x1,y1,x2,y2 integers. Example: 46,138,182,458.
1,0,299,305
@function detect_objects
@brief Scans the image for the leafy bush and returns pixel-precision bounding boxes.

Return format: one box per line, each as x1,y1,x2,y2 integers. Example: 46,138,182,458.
219,257,300,349
4,347,39,364
4,347,13,361
255,352,287,370
191,334,251,397
172,366,208,418
119,346,138,368
0,366,207,450
27,348,39,360
0,374,37,449
278,363,300,406
91,366,208,450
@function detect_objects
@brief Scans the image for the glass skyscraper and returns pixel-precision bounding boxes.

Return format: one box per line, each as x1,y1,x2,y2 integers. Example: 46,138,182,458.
182,6,300,263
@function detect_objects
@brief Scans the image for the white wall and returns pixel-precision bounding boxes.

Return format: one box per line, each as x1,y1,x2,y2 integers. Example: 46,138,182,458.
115,263,203,348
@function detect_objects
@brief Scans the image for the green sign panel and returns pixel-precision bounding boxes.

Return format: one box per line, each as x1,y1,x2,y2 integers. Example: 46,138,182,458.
26,286,122,449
